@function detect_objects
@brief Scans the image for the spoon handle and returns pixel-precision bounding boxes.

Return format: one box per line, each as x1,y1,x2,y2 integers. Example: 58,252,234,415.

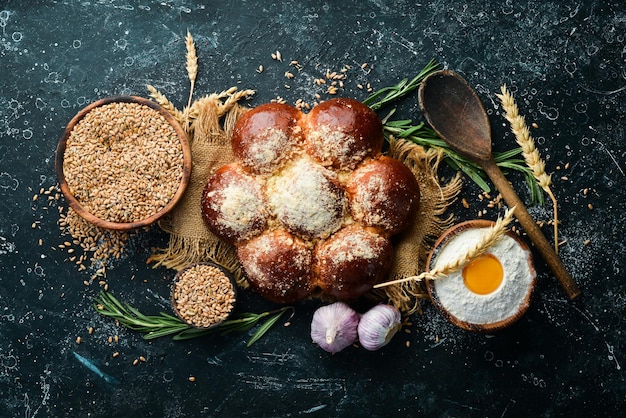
481,159,581,300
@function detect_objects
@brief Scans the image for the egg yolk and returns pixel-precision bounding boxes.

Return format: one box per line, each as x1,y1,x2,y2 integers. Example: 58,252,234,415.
462,253,504,295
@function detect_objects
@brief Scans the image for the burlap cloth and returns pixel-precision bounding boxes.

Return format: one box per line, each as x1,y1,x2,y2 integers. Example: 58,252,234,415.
149,92,461,315
148,93,247,279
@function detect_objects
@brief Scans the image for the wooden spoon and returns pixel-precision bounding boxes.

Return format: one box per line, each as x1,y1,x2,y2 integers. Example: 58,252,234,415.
418,70,581,300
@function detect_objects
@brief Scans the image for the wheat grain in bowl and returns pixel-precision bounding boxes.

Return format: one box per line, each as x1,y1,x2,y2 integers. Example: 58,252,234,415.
55,96,191,230
171,263,237,329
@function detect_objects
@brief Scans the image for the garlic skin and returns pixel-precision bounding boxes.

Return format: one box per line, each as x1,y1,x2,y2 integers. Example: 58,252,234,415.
357,304,402,351
310,302,359,353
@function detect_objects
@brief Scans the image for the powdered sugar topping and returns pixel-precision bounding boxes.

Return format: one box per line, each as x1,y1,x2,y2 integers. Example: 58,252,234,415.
239,127,295,174
307,125,369,170
203,170,266,242
267,157,347,239
322,227,383,263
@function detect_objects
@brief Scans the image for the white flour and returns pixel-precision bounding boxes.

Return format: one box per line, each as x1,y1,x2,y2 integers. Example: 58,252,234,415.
432,228,535,325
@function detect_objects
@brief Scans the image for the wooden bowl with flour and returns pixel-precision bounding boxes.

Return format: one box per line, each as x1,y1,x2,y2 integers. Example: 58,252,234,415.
425,220,537,333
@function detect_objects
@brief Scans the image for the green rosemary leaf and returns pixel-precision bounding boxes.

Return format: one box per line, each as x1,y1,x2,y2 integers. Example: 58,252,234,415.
380,108,397,124
397,124,427,138
230,312,262,321
363,59,440,110
247,316,281,347
383,119,414,128
172,328,212,341
99,291,126,314
145,325,192,340
384,124,448,148
219,321,257,336
496,159,545,205
456,159,492,192
246,307,294,347
93,291,294,346
124,303,151,321
215,313,262,335
496,160,528,172
494,148,523,161
362,85,404,106
526,170,545,205
158,311,185,322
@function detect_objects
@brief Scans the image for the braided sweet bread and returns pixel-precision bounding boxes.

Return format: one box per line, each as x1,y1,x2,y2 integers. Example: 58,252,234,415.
201,98,420,303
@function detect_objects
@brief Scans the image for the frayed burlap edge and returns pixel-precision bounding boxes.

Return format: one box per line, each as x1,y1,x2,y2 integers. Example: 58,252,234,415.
148,231,241,276
370,137,462,315
147,90,253,288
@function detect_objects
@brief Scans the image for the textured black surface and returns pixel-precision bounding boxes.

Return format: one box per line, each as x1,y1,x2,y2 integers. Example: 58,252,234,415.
1,1,625,417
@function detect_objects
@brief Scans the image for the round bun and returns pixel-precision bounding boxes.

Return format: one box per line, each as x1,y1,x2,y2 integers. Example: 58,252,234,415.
231,103,302,174
267,157,347,240
315,224,393,300
237,229,314,304
200,164,267,244
305,98,383,170
347,155,420,235
201,98,420,303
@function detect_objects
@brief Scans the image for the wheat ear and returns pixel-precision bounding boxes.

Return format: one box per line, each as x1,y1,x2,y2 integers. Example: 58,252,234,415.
497,85,560,253
374,207,516,289
219,88,256,115
185,30,198,129
146,84,186,126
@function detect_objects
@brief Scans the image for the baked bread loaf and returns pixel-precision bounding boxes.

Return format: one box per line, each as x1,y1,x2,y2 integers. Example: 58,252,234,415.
201,98,420,303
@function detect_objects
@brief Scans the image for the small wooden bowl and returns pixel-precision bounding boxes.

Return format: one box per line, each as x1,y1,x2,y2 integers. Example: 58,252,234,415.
171,262,238,330
55,96,192,231
425,220,537,333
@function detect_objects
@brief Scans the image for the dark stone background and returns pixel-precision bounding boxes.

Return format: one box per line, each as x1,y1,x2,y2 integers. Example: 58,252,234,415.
1,1,624,416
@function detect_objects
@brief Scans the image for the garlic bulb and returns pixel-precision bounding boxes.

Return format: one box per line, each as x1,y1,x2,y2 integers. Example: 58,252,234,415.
357,304,402,351
310,302,359,353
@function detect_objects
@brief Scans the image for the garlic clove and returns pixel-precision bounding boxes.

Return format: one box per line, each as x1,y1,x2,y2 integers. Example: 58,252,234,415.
357,304,402,351
310,302,359,353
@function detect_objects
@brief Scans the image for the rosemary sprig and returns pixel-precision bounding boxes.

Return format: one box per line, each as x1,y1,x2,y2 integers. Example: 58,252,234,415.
94,291,294,346
363,62,544,204
380,118,544,202
362,58,440,111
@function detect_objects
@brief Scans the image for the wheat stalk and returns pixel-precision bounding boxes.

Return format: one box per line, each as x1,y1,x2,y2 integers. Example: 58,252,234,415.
374,207,516,289
219,88,256,115
186,87,256,120
146,84,186,126
185,30,198,129
497,85,560,253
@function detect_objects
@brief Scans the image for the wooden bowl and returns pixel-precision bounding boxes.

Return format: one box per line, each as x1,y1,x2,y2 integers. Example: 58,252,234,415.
55,96,192,231
425,220,537,333
170,262,238,330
